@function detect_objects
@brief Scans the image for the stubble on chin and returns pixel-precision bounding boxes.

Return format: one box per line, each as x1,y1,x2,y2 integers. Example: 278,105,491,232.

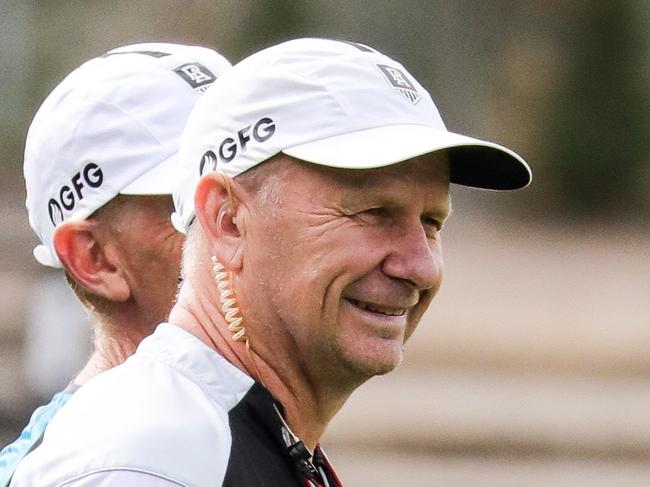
333,337,405,386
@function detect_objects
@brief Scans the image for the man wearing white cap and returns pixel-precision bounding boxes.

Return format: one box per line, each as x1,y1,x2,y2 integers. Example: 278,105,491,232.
1,43,231,486
10,38,531,486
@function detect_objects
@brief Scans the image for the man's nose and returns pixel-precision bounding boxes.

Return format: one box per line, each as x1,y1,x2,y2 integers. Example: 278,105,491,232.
381,221,443,292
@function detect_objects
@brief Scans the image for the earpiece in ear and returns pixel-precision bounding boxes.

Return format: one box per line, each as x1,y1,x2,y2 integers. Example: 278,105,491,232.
217,206,238,234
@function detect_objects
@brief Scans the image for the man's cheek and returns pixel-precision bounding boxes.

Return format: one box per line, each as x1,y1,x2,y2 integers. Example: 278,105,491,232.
404,293,435,342
403,319,419,343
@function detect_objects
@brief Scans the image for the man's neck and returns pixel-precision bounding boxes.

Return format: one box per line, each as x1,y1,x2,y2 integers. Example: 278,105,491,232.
258,365,353,451
169,276,356,451
73,318,152,385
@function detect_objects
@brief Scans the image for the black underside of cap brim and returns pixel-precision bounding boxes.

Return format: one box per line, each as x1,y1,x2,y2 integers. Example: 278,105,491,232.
448,146,531,191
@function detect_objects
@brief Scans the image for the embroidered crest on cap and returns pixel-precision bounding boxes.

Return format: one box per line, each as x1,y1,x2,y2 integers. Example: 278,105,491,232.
376,64,421,105
174,63,217,92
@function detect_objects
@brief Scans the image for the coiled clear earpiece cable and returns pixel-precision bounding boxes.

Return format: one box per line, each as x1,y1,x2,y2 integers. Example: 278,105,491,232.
211,255,322,479
211,255,263,381
211,256,246,342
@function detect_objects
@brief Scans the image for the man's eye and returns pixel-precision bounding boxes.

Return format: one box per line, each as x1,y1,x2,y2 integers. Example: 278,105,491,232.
352,207,386,225
363,207,384,217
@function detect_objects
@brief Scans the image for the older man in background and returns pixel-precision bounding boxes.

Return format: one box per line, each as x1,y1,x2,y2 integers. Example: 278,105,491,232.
0,42,231,486
10,38,530,486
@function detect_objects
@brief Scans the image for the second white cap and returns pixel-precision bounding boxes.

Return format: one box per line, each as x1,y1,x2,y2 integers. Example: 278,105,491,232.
25,42,232,267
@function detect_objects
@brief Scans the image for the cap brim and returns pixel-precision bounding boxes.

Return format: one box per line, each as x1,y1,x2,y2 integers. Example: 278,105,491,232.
282,124,531,190
120,152,177,195
33,244,61,268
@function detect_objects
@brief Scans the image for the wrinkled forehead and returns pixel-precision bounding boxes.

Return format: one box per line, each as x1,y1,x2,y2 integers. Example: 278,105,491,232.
253,152,450,215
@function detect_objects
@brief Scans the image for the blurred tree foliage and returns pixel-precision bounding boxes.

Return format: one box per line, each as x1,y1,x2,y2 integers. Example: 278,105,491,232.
544,2,649,218
231,0,311,59
3,1,650,222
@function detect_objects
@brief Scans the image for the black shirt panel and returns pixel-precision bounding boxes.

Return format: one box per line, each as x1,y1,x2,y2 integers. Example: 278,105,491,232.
222,383,305,486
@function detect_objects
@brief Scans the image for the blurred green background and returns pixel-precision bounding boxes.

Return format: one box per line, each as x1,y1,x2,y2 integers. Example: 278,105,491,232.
2,1,650,222
1,1,649,486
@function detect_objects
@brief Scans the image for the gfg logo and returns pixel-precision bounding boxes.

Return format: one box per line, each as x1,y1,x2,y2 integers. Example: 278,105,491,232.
199,150,218,175
47,162,104,226
48,200,64,226
199,117,276,175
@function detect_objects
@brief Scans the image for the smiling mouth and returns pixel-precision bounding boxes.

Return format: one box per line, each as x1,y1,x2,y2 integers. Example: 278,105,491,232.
347,298,407,317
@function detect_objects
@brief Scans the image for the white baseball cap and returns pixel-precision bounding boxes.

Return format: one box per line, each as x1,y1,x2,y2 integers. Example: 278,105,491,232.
172,38,531,233
25,42,231,267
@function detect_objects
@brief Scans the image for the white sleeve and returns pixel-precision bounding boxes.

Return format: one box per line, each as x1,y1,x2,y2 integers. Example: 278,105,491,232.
56,470,186,487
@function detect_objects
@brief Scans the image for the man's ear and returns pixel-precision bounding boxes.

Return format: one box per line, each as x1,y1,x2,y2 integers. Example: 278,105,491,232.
53,220,131,301
194,172,244,270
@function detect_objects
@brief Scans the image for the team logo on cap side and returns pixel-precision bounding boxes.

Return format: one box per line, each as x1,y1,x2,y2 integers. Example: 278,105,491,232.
174,63,217,93
199,117,276,174
376,64,421,105
46,162,104,226
199,150,218,175
48,200,64,226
